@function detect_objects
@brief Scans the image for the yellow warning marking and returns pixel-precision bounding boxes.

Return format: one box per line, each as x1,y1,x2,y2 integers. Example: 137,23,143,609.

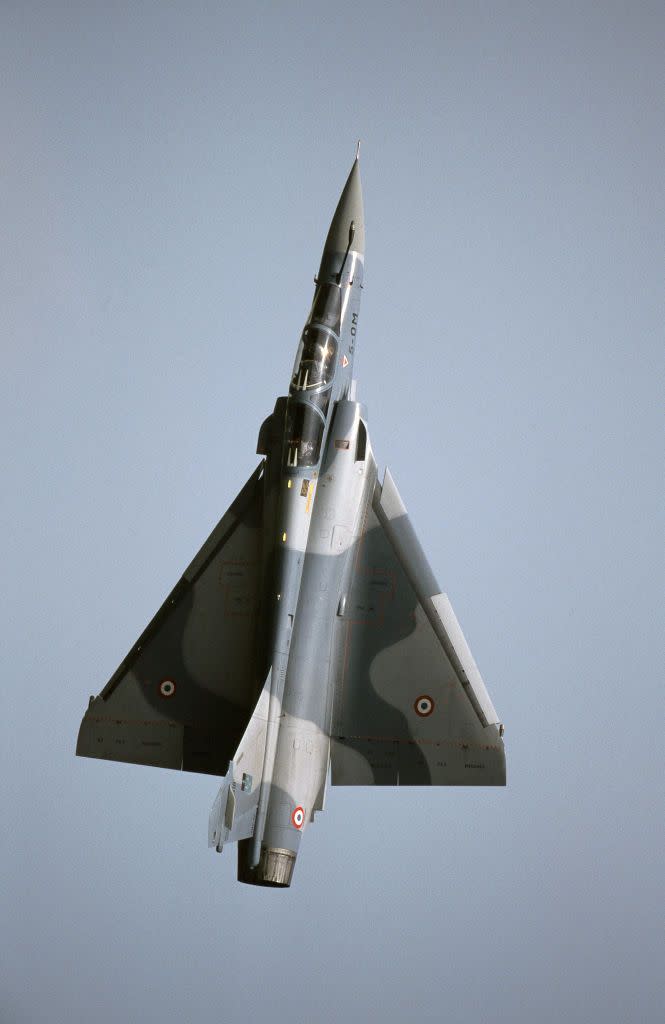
305,481,315,514
282,531,287,543
287,479,292,489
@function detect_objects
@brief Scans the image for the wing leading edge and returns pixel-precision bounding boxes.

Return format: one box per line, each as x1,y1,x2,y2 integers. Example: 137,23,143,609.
76,463,267,777
331,469,506,786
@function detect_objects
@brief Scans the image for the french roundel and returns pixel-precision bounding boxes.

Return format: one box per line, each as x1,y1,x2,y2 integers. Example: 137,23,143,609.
414,694,434,717
291,806,305,830
159,679,176,698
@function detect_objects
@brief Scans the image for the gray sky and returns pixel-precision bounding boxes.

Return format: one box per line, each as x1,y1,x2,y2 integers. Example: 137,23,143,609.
3,2,663,1022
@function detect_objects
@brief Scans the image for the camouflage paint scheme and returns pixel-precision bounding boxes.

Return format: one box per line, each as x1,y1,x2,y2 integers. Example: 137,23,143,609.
77,153,506,887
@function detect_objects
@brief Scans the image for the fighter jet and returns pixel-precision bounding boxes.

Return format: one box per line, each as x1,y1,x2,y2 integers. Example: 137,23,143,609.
77,151,506,887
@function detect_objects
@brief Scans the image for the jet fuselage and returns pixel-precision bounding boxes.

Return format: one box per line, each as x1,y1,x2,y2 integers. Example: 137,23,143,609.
242,160,369,884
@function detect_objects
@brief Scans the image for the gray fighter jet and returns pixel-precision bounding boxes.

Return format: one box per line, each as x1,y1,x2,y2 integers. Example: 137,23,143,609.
77,152,506,887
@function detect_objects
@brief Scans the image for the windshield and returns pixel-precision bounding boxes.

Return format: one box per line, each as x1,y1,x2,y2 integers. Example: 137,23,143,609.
291,327,337,392
310,282,342,333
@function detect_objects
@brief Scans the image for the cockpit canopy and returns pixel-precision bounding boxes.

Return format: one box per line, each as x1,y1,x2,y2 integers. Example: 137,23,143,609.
291,326,338,393
284,401,325,468
284,282,342,470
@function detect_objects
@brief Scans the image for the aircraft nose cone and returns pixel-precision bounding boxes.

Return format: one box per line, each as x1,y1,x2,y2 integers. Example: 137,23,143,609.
321,152,365,262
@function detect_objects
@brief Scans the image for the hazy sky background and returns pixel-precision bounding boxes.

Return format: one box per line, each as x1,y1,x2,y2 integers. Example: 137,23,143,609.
3,2,663,1022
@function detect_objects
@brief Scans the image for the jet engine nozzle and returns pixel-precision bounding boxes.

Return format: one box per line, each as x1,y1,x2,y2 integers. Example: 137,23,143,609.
237,841,296,888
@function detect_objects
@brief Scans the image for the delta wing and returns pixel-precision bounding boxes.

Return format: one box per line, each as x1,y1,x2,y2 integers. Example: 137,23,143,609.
77,464,267,776
331,470,505,786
